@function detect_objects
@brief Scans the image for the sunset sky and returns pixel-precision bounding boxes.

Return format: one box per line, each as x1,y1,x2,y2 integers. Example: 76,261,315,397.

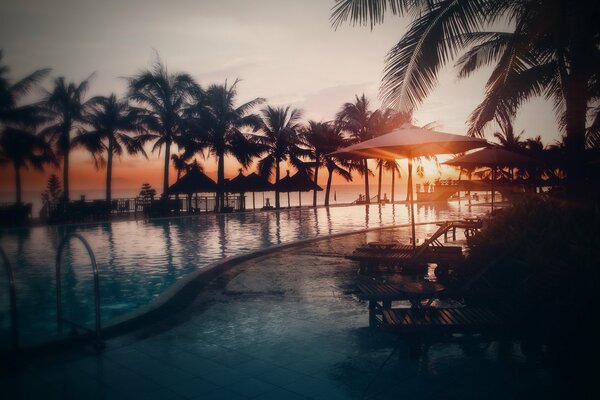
0,0,561,198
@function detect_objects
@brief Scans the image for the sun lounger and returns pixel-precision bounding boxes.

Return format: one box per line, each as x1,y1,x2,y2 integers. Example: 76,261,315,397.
348,219,485,272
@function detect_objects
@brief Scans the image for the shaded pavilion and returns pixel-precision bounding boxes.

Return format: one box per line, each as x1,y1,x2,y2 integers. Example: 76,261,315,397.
329,123,487,251
276,170,323,208
443,147,539,211
166,165,218,212
225,170,275,211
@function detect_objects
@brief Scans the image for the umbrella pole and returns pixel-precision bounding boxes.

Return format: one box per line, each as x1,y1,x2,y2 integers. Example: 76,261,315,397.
253,192,255,211
408,158,416,251
287,192,290,208
491,168,495,213
298,192,301,208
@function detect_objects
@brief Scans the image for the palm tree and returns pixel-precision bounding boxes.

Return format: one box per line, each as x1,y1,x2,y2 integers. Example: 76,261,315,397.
0,51,50,129
376,159,402,203
0,51,53,204
128,58,199,196
40,76,91,201
187,79,264,211
373,109,411,201
335,94,381,203
492,120,525,151
256,105,309,209
303,120,354,206
0,127,55,203
171,153,194,180
331,0,600,185
76,94,147,202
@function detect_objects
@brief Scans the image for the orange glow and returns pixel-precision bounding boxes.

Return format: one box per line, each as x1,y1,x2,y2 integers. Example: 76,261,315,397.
0,148,462,199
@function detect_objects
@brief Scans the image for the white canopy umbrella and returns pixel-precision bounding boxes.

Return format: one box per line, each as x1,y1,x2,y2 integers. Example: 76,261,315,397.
329,123,488,251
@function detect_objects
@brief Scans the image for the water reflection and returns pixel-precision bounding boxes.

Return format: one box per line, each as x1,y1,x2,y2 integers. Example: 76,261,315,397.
0,202,484,344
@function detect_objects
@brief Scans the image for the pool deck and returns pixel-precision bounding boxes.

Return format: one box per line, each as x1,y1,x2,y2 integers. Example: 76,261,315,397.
2,226,573,399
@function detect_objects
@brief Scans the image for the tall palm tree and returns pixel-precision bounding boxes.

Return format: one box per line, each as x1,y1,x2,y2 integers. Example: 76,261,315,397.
376,159,402,202
303,121,330,206
303,120,354,206
335,94,381,203
372,108,411,201
76,94,147,202
0,51,52,203
187,79,264,211
40,76,91,201
0,51,50,129
128,59,199,196
331,0,600,185
256,105,309,209
0,127,55,203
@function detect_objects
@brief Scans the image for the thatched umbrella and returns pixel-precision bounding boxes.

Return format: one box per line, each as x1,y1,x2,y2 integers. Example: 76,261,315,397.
226,171,275,210
443,147,538,211
276,170,322,208
329,123,487,251
166,165,218,212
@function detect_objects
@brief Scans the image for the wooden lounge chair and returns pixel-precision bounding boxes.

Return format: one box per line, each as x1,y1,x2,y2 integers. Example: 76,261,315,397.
348,221,465,272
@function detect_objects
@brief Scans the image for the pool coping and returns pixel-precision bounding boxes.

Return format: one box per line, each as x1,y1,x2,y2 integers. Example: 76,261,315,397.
5,219,463,357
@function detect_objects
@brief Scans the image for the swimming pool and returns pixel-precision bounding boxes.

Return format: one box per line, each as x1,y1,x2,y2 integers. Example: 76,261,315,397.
0,202,483,348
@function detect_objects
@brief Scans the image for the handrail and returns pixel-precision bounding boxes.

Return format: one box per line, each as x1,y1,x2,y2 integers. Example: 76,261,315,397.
55,233,103,349
0,246,19,350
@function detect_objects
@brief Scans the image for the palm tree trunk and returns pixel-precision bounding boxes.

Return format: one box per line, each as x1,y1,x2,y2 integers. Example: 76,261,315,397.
391,168,395,204
564,68,588,191
275,159,280,209
106,138,114,202
163,140,171,197
217,150,225,211
14,163,22,204
377,160,383,202
364,159,370,203
63,147,70,202
325,167,333,206
312,163,319,207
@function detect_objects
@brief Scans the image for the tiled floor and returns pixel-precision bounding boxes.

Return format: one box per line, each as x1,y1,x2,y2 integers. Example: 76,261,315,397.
2,226,575,399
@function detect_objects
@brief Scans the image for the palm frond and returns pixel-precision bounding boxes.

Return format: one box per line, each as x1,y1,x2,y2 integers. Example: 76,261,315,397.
381,0,487,111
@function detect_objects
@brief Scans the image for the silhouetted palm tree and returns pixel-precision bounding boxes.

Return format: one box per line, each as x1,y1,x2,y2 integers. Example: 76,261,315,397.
171,153,195,180
492,121,525,151
331,0,600,185
40,76,91,201
0,51,53,203
0,127,55,203
77,94,147,202
303,120,353,206
335,94,380,203
376,159,401,202
128,59,199,196
373,108,411,201
187,79,264,211
0,51,50,128
256,105,309,209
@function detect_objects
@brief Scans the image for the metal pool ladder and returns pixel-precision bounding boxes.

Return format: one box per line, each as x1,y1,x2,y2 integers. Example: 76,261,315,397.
1,245,19,350
55,233,104,350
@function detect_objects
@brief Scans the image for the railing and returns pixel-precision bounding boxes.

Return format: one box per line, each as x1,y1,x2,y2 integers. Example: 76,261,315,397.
40,195,247,222
55,233,104,350
0,246,19,350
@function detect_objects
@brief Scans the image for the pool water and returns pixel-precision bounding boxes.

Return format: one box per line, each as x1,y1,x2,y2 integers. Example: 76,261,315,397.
2,226,576,399
0,202,483,348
